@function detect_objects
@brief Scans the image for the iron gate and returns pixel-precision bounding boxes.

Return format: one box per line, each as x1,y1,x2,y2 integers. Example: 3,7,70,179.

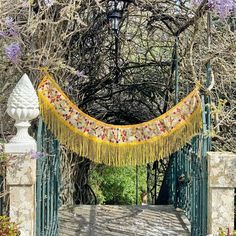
165,95,211,236
167,137,208,235
36,98,210,236
36,119,61,236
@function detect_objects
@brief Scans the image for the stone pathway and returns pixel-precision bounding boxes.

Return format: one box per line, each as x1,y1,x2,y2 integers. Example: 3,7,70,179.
59,205,190,236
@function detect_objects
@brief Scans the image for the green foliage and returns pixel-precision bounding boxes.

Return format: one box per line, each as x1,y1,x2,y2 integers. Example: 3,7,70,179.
0,153,7,163
89,165,147,205
0,216,19,236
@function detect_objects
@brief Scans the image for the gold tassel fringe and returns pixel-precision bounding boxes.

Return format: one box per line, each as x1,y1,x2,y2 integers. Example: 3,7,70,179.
38,92,202,166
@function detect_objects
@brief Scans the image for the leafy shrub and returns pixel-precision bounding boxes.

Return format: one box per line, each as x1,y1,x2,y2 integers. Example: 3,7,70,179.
0,216,20,236
89,165,147,205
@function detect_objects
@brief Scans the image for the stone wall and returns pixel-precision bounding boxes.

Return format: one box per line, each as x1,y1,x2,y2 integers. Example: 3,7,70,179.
207,152,236,235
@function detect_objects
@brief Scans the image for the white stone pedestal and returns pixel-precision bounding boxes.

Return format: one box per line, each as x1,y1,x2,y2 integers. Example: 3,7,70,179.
207,152,236,235
3,73,39,236
4,142,37,154
5,153,36,236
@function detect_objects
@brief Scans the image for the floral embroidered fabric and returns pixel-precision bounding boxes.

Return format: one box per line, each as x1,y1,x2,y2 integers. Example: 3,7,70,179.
38,75,201,145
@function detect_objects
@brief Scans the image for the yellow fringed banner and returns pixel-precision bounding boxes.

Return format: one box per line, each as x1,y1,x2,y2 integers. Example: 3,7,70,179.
38,72,202,166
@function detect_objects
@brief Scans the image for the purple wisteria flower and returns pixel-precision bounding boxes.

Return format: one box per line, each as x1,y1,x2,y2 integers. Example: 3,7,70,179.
5,17,14,27
0,31,7,38
0,16,19,37
22,1,30,8
44,0,54,7
192,0,201,5
76,69,88,78
7,27,18,37
192,0,236,18
210,0,236,18
29,150,45,159
4,42,21,64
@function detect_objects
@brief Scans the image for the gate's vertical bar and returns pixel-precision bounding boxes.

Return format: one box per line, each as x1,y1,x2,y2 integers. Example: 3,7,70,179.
136,165,139,205
50,140,55,233
204,13,212,235
202,95,209,236
206,11,212,143
154,162,158,204
0,175,3,215
36,118,43,236
174,35,179,208
146,164,151,204
53,139,60,234
175,36,179,104
46,138,51,235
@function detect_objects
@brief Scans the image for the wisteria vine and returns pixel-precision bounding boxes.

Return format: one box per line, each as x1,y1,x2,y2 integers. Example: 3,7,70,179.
193,0,236,18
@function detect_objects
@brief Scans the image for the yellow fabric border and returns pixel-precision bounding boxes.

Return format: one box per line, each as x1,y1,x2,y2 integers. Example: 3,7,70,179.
38,72,200,128
38,72,203,166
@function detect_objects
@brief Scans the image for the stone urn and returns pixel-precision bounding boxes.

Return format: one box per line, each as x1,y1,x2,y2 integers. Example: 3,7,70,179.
5,74,39,153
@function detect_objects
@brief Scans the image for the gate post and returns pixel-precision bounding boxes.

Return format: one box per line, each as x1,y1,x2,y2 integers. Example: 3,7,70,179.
207,152,236,235
4,74,39,236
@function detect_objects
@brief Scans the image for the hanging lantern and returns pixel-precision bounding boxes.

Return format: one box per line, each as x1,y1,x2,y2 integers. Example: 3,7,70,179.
108,0,133,32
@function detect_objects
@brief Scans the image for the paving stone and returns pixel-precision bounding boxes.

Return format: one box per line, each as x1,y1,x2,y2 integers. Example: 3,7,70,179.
59,205,191,236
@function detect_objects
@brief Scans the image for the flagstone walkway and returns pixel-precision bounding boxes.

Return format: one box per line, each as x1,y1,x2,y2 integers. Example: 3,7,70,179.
59,205,191,236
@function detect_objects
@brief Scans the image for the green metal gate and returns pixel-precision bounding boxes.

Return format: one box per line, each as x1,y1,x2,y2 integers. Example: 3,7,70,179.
158,27,211,235
36,97,210,236
167,139,208,235
164,96,210,236
36,119,61,236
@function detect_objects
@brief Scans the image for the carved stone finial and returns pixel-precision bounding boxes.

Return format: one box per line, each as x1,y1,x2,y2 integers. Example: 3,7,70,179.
5,74,39,153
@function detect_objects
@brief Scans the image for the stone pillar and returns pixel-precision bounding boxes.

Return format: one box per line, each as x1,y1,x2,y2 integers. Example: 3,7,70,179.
207,152,236,235
6,155,36,236
4,74,39,236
